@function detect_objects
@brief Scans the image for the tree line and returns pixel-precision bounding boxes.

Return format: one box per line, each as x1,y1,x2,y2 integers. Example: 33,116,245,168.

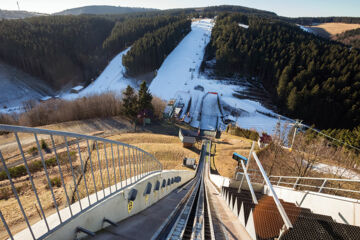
102,16,181,59
333,28,360,49
203,13,360,131
122,19,191,76
0,15,115,89
0,14,186,89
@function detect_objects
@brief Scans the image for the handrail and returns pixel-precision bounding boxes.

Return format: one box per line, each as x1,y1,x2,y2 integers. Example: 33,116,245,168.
268,175,360,182
237,141,258,204
268,180,360,194
252,152,293,229
0,124,162,240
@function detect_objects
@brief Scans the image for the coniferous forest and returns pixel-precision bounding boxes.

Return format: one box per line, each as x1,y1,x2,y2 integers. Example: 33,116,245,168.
122,19,191,76
0,6,360,145
203,13,360,131
0,14,186,89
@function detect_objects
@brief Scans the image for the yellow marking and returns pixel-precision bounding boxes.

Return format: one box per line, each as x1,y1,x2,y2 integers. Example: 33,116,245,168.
128,201,134,213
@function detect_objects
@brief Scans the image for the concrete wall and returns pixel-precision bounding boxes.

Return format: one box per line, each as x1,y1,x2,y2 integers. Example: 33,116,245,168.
265,185,360,226
14,170,194,240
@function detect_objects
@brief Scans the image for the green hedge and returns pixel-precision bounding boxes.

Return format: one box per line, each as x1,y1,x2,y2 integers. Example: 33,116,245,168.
0,151,76,181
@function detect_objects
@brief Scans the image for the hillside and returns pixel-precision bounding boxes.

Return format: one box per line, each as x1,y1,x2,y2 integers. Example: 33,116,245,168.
301,22,360,38
202,13,360,130
333,27,360,49
0,62,54,113
55,5,158,15
0,9,45,19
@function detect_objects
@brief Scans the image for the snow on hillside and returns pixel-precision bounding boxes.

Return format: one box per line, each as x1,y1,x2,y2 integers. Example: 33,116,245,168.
150,19,291,134
297,25,314,34
62,48,137,100
0,63,54,114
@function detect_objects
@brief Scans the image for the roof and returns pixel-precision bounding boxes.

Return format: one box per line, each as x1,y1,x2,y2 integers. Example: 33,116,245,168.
179,128,198,137
71,85,84,91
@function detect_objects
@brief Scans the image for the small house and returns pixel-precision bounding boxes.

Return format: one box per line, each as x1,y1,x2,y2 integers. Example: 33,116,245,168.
179,128,197,148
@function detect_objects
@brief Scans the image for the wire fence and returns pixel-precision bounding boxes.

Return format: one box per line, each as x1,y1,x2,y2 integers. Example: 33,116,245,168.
0,124,162,240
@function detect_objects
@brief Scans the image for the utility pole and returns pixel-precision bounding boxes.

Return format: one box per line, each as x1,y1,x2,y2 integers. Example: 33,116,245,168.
290,120,302,150
17,1,20,11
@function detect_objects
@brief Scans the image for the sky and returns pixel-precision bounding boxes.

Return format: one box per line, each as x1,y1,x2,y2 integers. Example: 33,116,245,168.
1,0,360,17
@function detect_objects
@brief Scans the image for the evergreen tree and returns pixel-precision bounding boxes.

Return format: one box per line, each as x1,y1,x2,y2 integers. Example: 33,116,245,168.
122,85,137,120
137,81,153,114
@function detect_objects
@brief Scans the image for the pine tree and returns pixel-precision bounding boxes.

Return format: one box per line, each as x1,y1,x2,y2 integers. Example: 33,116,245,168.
122,85,137,120
137,81,153,114
287,87,298,112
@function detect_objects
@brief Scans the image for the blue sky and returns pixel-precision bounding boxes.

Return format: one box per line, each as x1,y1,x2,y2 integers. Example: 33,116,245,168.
1,0,360,17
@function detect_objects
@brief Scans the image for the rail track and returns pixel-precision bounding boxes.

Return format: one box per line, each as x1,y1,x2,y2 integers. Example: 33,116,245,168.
152,142,215,240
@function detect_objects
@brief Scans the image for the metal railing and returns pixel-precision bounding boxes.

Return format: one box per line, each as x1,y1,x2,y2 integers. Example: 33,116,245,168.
252,151,293,229
268,175,360,196
0,124,162,240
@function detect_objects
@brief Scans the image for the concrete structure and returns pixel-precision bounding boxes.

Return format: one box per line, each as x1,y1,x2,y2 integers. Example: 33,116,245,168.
178,128,196,147
13,170,195,240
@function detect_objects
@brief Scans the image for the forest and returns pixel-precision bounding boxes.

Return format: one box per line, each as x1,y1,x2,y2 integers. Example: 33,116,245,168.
103,16,181,58
122,19,191,76
333,28,360,49
202,13,360,131
0,14,186,89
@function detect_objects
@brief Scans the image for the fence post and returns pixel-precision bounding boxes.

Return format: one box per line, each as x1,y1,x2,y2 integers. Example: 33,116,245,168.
319,179,327,193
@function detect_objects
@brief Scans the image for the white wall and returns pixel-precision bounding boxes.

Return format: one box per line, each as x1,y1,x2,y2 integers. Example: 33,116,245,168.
14,170,195,240
265,185,360,226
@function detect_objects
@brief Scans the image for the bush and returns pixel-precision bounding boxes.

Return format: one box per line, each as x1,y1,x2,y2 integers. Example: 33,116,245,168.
50,177,61,188
0,187,11,200
9,165,27,178
41,140,48,150
18,93,123,127
28,146,38,156
226,125,259,141
0,151,77,181
0,171,7,181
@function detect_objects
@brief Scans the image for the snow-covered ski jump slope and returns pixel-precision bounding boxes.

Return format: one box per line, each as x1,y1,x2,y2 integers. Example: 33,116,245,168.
150,19,284,134
63,19,288,134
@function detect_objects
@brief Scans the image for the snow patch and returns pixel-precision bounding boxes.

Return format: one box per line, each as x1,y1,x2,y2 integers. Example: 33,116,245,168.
238,23,249,29
61,47,137,100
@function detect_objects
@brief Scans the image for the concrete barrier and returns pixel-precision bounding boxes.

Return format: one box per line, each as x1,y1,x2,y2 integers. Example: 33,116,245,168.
266,185,360,226
14,170,195,240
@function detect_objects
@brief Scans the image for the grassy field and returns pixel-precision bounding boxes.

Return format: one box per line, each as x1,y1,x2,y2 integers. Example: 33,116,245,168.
0,130,198,239
210,133,253,178
306,22,360,38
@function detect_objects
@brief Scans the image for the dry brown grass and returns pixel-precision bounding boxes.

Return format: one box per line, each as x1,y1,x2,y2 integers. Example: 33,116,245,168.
0,132,198,239
307,23,360,38
109,133,200,170
210,133,253,178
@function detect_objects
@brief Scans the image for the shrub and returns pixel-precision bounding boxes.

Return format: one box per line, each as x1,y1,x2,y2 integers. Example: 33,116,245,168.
0,187,11,200
9,165,27,178
0,151,77,181
226,125,260,141
49,177,61,188
16,183,29,195
41,140,48,150
28,146,38,156
0,171,7,181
